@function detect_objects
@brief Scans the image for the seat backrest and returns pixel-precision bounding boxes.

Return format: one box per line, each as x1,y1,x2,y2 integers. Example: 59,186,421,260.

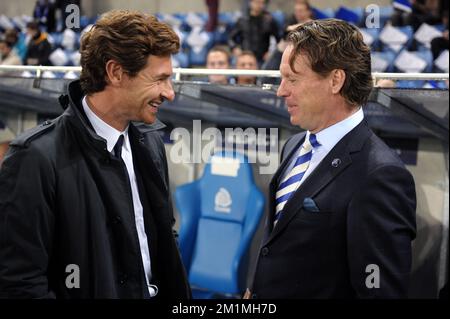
177,151,264,295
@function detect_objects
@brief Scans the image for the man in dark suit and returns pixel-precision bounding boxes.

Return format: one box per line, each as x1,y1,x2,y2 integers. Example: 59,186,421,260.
248,19,416,298
0,10,190,298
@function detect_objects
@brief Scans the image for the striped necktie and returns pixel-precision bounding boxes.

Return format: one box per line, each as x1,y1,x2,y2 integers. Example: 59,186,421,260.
274,133,321,226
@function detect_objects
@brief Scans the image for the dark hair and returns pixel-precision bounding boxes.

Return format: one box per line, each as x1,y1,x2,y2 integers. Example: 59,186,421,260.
287,18,373,107
26,21,40,31
207,45,231,62
238,50,257,59
79,10,180,94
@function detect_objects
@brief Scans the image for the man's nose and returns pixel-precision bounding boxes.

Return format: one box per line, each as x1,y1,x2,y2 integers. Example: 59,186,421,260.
162,79,175,102
277,79,288,97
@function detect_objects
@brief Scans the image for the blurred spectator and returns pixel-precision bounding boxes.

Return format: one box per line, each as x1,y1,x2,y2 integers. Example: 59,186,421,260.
33,0,57,33
284,0,314,35
24,21,52,66
229,0,280,64
4,29,27,62
430,10,449,60
0,37,22,66
235,50,258,85
261,0,313,84
242,0,271,17
206,45,231,84
205,0,219,32
392,0,443,30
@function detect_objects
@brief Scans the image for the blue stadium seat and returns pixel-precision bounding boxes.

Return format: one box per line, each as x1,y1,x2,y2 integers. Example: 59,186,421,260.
360,27,381,50
186,29,214,66
175,151,265,298
174,52,190,68
414,49,434,73
371,51,397,72
396,80,426,89
381,25,414,53
424,80,448,89
335,6,364,25
379,6,394,27
311,7,334,20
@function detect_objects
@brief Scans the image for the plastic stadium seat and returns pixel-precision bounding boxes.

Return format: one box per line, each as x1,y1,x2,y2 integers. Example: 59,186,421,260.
311,7,334,20
186,27,214,66
393,49,433,73
80,16,90,29
379,6,394,27
173,52,190,68
48,32,63,48
423,80,448,89
335,6,364,25
413,50,434,73
396,80,426,89
175,151,265,298
371,51,397,72
360,27,381,50
380,25,414,53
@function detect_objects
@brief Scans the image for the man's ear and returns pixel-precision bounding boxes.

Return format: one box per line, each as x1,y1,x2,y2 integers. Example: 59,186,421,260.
105,60,124,86
330,69,346,95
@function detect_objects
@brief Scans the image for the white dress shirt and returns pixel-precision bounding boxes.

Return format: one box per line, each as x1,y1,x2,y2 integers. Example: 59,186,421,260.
281,107,365,188
82,96,157,297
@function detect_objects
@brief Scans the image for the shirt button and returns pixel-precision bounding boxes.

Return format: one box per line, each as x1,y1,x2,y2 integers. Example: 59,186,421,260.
261,247,269,256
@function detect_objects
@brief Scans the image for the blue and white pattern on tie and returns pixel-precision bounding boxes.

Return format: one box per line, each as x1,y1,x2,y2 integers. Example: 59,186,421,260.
274,134,321,226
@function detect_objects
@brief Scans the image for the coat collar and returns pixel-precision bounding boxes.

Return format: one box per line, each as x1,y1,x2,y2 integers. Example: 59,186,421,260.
59,80,166,152
264,120,372,245
59,80,166,135
58,80,168,193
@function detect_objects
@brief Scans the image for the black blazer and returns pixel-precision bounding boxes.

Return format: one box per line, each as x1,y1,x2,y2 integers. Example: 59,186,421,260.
251,120,416,298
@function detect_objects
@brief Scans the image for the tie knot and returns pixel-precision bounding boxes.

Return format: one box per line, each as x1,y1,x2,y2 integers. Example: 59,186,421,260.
113,135,124,158
309,134,320,148
303,133,320,150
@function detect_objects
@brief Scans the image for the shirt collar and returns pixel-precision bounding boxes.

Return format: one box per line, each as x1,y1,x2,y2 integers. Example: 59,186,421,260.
307,107,364,152
82,96,129,153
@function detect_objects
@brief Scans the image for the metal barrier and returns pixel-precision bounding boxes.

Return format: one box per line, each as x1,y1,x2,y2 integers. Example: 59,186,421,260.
0,65,448,82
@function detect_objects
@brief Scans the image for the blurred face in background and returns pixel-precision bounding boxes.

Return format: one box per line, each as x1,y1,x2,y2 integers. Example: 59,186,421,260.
206,50,230,84
294,1,313,23
250,0,266,16
0,42,11,59
236,53,258,84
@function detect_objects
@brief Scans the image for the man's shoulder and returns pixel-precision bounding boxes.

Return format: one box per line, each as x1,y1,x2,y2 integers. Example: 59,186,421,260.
362,129,407,170
10,117,61,151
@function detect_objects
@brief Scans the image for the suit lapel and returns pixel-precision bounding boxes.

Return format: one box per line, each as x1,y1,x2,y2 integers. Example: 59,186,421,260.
264,120,372,245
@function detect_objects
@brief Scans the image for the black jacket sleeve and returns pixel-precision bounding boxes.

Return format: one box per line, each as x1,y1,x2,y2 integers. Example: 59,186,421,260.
347,165,417,298
228,17,244,50
0,144,56,298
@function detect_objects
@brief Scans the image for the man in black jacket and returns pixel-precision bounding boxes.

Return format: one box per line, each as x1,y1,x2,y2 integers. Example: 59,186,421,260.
0,10,191,299
229,0,280,64
249,19,416,298
24,21,52,66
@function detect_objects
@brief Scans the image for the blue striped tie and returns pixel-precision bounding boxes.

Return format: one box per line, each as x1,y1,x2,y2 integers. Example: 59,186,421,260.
274,133,321,226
